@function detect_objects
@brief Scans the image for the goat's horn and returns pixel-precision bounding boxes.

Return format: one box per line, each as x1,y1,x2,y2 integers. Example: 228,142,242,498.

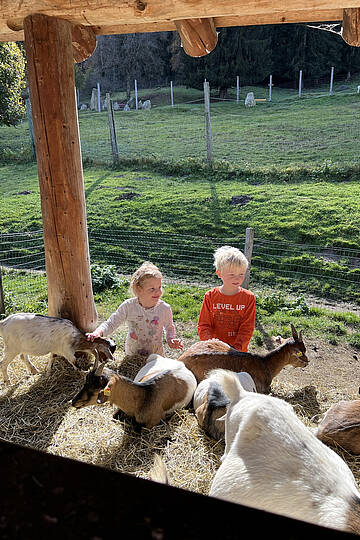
299,329,303,341
290,324,298,340
95,361,106,376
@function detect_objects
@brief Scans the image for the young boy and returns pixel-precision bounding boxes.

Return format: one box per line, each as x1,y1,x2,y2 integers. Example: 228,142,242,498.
197,245,256,352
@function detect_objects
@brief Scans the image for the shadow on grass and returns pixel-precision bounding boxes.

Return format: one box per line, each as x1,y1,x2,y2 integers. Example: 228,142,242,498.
85,172,110,199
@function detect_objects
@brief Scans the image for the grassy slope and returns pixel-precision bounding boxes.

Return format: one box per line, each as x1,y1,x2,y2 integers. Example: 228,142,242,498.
1,163,360,250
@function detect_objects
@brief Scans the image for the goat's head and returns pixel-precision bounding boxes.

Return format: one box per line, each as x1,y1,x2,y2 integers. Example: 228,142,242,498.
93,337,116,363
286,324,309,368
72,362,113,408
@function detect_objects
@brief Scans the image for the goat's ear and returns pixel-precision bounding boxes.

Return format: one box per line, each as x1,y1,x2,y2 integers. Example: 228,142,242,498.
194,403,207,426
291,324,298,340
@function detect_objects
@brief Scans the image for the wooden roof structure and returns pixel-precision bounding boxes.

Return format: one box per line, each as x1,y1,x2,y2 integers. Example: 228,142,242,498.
0,2,359,330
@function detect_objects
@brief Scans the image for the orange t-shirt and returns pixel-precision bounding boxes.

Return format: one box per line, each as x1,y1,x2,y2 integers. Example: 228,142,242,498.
197,287,256,352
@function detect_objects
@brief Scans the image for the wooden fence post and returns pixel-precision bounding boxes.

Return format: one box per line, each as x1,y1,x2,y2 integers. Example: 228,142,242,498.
204,80,213,163
106,93,119,165
243,227,254,290
0,266,5,315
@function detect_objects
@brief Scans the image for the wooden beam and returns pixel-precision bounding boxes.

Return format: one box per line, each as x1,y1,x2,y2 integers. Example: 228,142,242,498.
342,8,360,45
174,18,217,57
72,24,97,62
1,10,344,41
0,1,358,41
24,13,98,332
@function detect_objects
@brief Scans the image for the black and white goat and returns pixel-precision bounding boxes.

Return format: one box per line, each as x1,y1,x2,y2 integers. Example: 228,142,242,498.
0,313,115,384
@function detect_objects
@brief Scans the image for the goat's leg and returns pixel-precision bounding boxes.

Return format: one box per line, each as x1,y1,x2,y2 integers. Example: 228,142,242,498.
20,354,39,376
0,351,16,385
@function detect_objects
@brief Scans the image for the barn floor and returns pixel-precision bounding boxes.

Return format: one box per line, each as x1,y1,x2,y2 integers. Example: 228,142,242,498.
0,325,359,497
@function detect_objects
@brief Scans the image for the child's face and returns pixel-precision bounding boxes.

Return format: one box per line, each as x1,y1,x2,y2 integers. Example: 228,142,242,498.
137,276,163,308
216,265,246,293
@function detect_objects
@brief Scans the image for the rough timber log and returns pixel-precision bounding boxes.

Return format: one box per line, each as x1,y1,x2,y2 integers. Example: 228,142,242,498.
343,8,360,46
24,14,97,332
174,18,217,56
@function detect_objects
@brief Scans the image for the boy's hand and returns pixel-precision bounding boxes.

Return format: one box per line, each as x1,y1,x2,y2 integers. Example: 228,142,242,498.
86,329,103,342
168,338,184,350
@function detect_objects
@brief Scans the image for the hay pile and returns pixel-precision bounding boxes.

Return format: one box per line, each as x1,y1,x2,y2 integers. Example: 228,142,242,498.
0,338,360,495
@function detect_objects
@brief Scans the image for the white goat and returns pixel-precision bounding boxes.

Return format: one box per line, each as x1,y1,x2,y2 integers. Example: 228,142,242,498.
72,353,197,428
209,369,360,534
0,313,115,384
193,370,256,440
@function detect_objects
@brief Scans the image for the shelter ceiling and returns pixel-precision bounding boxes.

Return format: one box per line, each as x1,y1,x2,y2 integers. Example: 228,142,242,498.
2,1,358,42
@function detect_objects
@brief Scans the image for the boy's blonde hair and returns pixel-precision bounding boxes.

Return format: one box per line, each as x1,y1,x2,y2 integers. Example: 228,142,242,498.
130,261,162,296
213,245,248,272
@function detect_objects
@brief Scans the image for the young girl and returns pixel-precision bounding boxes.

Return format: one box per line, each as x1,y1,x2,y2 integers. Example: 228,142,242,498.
86,261,183,356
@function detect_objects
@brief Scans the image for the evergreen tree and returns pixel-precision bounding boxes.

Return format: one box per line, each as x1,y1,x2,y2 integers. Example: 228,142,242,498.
0,42,26,126
172,26,273,97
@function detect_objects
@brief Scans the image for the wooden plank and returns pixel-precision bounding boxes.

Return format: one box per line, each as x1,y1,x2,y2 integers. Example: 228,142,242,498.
24,13,98,332
174,18,217,56
343,8,360,45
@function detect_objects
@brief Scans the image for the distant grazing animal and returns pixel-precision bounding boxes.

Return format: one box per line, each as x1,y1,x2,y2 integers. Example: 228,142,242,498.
316,399,360,454
178,324,308,393
0,313,115,385
193,369,257,440
209,369,360,534
72,353,197,428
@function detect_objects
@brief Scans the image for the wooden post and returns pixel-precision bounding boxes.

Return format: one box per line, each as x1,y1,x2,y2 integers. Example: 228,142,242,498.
243,227,254,290
97,82,101,112
329,66,334,96
0,266,5,315
24,14,98,332
342,8,360,47
236,75,239,104
170,81,174,107
25,97,36,159
298,70,303,98
135,79,138,110
268,75,273,102
106,93,119,165
204,80,212,163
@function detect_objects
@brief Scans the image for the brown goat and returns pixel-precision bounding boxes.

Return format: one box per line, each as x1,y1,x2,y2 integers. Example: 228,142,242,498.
72,353,197,428
316,399,360,454
178,324,308,394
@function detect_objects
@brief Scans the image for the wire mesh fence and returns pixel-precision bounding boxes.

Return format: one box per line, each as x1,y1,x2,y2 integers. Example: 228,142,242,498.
1,228,360,315
1,74,360,169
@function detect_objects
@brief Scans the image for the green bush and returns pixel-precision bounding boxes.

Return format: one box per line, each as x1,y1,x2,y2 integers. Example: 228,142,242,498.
90,263,125,293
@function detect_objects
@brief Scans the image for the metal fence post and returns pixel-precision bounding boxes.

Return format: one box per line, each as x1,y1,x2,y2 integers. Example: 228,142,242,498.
329,66,334,96
243,227,254,290
204,80,213,163
0,266,5,315
170,81,174,107
298,70,303,98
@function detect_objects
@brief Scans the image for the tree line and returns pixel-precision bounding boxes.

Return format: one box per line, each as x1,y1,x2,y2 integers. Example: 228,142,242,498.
1,23,360,125
77,24,360,99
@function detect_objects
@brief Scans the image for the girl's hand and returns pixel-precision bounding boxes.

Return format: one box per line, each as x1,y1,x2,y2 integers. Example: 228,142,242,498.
168,338,183,350
86,329,103,342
